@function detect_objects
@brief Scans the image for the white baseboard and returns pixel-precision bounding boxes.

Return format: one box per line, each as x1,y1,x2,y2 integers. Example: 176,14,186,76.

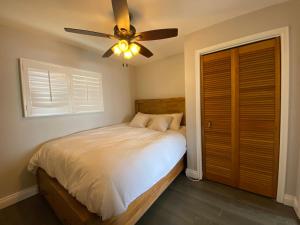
283,194,296,206
283,194,300,218
0,185,38,209
295,197,300,218
185,168,202,180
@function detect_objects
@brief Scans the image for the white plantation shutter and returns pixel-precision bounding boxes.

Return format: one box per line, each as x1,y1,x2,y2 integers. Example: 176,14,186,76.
20,59,104,117
27,68,71,116
72,73,104,113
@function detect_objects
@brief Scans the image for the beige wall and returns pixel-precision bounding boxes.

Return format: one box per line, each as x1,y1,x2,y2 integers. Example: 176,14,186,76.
0,24,136,199
135,54,185,99
184,0,300,195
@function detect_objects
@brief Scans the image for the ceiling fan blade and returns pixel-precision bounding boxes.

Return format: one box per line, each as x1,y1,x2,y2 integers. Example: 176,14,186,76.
102,45,116,58
111,0,130,32
133,42,153,58
135,28,178,41
64,28,115,39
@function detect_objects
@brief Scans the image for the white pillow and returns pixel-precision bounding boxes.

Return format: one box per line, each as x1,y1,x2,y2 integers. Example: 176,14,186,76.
129,112,150,128
147,116,173,132
168,113,184,130
148,113,183,130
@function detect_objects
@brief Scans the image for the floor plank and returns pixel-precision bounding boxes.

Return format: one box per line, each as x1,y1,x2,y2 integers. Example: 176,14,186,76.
0,174,299,225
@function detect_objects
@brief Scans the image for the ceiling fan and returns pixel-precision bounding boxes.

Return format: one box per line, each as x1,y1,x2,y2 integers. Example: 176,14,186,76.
64,0,178,60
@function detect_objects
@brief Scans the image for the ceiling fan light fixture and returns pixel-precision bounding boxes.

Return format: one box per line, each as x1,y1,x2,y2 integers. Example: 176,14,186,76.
129,43,140,55
118,40,129,52
124,50,133,59
65,0,178,59
112,45,122,55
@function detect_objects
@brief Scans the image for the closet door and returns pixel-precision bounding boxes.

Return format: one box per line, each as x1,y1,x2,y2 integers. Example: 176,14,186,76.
201,38,280,197
238,38,280,197
201,50,237,186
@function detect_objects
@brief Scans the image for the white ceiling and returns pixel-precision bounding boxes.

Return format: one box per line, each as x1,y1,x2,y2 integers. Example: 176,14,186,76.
0,0,287,65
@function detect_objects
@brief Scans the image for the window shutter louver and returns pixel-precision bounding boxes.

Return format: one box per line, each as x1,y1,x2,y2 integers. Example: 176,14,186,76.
72,73,104,113
27,68,71,116
20,59,104,117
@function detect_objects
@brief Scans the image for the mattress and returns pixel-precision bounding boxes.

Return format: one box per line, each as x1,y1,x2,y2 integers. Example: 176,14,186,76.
28,123,186,220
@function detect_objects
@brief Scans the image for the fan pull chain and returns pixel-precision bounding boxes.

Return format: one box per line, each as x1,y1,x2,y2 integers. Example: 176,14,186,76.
122,60,128,68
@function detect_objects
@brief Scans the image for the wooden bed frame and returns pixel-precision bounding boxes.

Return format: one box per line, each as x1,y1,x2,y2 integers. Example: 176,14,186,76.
37,97,186,225
135,97,185,126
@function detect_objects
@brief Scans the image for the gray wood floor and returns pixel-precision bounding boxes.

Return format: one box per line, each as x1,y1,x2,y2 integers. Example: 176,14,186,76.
0,174,299,225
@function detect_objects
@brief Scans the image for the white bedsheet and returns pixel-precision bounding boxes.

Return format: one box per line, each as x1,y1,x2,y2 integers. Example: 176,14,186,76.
28,123,186,220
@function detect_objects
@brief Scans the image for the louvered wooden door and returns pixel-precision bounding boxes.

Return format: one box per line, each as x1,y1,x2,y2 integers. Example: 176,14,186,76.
201,50,236,186
238,38,281,197
201,38,280,197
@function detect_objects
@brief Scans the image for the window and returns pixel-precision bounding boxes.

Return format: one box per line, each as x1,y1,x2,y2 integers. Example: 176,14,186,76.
20,58,104,117
71,72,104,113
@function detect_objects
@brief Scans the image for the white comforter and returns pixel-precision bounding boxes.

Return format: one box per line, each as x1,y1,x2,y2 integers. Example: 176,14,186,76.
28,123,186,220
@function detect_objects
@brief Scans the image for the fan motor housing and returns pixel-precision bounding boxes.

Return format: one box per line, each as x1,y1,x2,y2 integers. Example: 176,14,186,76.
114,25,136,40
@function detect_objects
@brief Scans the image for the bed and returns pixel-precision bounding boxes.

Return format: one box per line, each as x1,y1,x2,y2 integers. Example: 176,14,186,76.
29,97,186,225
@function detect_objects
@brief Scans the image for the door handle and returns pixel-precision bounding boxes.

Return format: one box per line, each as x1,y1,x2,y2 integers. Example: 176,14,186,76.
208,121,212,128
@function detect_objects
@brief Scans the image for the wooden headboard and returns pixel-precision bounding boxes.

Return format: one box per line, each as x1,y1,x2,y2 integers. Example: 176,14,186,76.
135,97,185,125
